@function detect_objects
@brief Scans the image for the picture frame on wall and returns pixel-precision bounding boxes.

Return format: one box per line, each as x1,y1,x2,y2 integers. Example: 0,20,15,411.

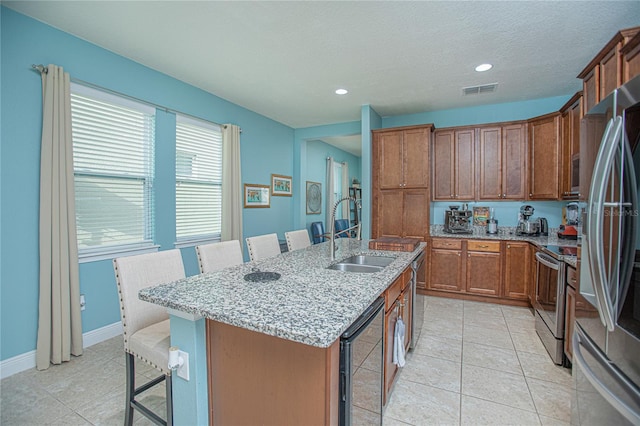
271,174,292,196
244,184,270,208
306,181,322,215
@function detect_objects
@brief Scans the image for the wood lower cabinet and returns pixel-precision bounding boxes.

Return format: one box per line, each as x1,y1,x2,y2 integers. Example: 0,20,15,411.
528,112,561,200
465,240,502,297
383,268,412,406
503,241,531,300
428,238,464,292
427,238,537,305
432,128,475,201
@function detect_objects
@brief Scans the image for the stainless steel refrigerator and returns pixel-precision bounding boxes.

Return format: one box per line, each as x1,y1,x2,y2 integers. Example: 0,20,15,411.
574,74,640,425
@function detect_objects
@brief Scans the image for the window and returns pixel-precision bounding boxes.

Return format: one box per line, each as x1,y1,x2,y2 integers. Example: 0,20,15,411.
71,83,156,261
175,115,222,245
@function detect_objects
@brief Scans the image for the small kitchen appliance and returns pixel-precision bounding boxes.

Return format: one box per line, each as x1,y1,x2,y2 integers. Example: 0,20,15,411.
486,207,498,234
444,206,473,234
558,202,579,240
516,205,541,236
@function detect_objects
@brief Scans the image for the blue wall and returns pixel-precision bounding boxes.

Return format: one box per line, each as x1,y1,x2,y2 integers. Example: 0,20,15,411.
304,140,361,233
382,95,573,129
1,6,578,363
0,7,294,361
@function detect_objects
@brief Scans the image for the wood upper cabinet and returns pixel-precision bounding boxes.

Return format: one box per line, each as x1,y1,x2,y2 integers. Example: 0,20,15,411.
578,26,640,111
503,241,530,300
528,112,561,200
375,189,429,240
560,93,582,199
622,31,640,83
373,125,431,241
375,126,431,190
432,128,475,200
477,123,527,200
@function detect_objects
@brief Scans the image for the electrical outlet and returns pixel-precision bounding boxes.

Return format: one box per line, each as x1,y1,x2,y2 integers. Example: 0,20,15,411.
80,294,86,311
177,350,189,380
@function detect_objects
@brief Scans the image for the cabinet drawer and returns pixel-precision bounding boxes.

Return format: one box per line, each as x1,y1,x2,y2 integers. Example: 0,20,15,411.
567,265,578,289
401,268,412,291
431,238,462,250
467,240,501,252
385,275,403,311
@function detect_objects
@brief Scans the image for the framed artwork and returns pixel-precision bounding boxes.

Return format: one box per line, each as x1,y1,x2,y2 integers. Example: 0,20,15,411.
244,184,270,208
473,206,490,225
306,181,322,215
271,174,292,196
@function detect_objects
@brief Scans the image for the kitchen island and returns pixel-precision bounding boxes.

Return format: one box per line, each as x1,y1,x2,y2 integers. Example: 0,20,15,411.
139,238,425,425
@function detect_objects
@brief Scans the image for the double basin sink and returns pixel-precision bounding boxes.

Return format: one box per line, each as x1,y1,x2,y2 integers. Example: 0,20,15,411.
327,255,395,273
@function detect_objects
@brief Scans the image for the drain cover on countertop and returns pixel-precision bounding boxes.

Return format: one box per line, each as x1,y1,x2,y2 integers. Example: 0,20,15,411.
244,271,281,282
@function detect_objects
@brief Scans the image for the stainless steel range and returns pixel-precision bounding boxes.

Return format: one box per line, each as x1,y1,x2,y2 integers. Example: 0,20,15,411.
533,245,567,366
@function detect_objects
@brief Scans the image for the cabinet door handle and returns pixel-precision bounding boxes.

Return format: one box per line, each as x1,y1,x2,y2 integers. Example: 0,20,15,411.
478,245,489,248
468,254,471,258
507,244,511,248
529,193,533,197
502,193,506,198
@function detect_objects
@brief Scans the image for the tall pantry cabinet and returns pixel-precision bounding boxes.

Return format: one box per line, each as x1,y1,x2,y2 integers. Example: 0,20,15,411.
372,125,432,241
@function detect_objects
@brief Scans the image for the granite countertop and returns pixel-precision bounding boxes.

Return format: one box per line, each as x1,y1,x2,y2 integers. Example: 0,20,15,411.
430,225,578,266
139,239,425,348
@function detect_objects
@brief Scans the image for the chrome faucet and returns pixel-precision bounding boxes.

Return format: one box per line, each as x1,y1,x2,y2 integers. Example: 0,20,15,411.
330,196,362,260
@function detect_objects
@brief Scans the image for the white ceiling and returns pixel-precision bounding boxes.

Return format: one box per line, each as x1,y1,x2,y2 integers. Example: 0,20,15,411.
5,1,640,156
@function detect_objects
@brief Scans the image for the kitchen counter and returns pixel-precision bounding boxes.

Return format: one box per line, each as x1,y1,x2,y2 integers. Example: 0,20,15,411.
139,238,425,348
431,224,578,266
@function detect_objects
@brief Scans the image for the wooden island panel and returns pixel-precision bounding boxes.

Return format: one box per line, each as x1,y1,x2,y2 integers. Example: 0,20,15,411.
207,320,339,426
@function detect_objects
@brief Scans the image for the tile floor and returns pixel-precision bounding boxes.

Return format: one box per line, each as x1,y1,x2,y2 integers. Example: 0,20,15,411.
1,295,573,425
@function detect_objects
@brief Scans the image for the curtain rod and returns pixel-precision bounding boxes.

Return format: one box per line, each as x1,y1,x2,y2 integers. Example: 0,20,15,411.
31,64,240,132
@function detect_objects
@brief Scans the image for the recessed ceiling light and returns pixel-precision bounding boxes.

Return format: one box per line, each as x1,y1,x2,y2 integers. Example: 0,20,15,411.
475,63,493,72
335,88,348,95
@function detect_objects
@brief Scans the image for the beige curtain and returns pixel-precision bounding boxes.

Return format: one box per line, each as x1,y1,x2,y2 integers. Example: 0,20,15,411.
341,162,349,218
221,124,243,241
325,157,335,229
36,64,83,370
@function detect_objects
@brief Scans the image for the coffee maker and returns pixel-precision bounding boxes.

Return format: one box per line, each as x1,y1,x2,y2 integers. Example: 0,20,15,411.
516,205,540,236
444,205,473,234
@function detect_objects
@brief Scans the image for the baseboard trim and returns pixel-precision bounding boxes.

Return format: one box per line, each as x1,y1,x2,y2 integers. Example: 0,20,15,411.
0,321,122,380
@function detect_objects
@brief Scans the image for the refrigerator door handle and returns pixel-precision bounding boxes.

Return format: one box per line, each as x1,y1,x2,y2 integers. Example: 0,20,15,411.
589,116,623,331
617,134,639,317
573,327,640,424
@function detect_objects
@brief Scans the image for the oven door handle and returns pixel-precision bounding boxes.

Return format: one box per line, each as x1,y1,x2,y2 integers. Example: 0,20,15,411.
535,252,559,270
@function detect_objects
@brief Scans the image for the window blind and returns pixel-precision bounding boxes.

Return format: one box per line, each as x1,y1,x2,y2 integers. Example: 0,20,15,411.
175,115,222,243
71,83,155,256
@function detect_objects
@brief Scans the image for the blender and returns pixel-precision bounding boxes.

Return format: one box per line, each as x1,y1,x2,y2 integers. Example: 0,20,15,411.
558,202,579,239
